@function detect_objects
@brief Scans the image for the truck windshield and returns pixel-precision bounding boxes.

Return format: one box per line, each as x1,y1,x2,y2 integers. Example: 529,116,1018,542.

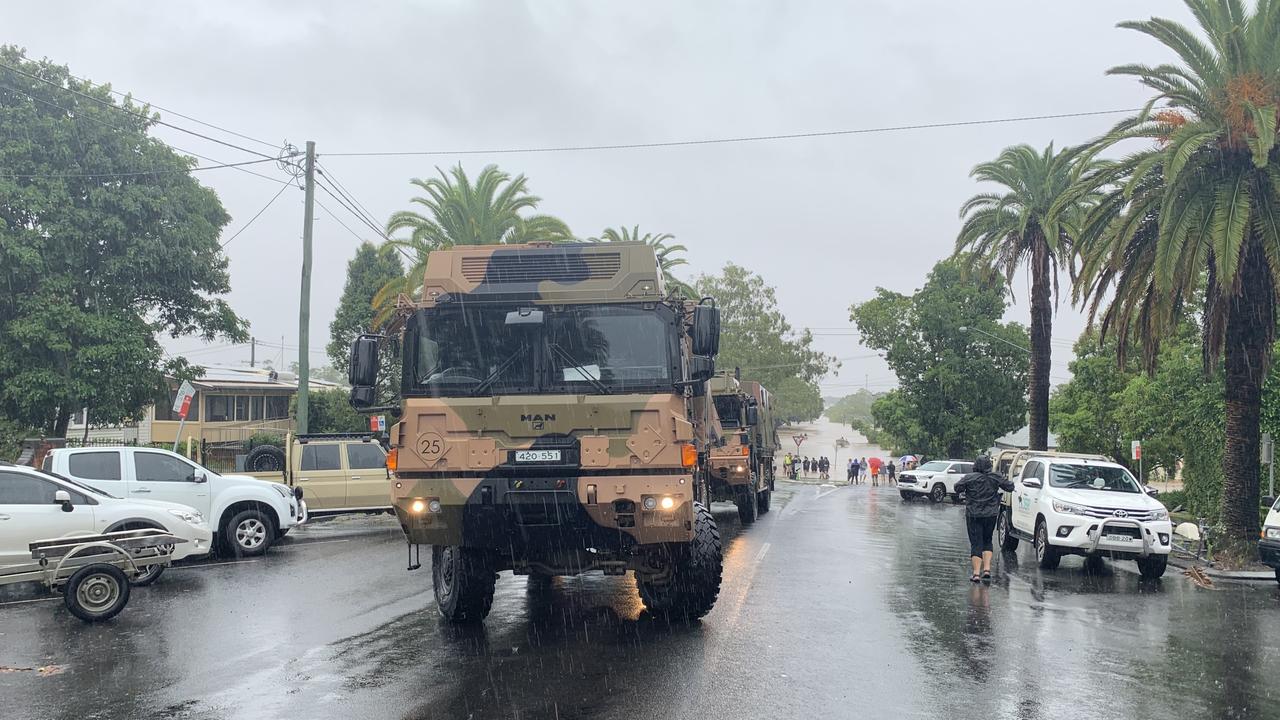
406,303,676,397
1048,464,1142,493
713,396,742,427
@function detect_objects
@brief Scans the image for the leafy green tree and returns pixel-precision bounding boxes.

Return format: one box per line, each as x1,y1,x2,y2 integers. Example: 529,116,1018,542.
590,226,692,293
955,143,1097,453
1049,333,1139,469
826,389,882,426
851,258,1029,458
1072,0,1280,553
694,263,834,423
327,242,403,401
292,389,368,434
374,164,572,326
0,48,246,437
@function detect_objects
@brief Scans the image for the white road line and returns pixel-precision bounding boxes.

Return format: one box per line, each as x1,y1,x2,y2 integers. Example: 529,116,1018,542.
284,538,352,547
0,597,59,607
815,486,841,500
173,560,260,569
754,542,772,562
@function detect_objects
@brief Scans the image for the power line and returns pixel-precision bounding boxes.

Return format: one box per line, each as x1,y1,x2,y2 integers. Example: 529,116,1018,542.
312,177,416,264
0,59,278,160
316,162,384,236
0,156,279,180
322,108,1141,158
221,182,295,249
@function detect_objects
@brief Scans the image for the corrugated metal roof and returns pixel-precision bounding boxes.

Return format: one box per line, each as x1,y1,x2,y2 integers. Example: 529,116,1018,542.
992,426,1059,450
182,365,340,391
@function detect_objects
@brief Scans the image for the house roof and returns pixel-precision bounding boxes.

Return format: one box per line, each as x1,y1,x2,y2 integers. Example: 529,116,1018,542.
180,365,340,392
992,426,1059,450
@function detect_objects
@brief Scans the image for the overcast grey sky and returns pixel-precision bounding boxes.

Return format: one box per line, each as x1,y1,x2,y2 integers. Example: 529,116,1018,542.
9,1,1196,396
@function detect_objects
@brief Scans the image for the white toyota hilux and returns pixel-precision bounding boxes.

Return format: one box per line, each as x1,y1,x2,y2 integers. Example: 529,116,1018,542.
46,447,305,557
995,453,1172,579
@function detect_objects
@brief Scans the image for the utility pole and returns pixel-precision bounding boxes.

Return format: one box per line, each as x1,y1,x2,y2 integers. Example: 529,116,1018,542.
250,337,256,368
297,140,316,435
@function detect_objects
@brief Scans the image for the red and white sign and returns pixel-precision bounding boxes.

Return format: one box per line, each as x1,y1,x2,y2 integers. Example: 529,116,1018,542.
1131,440,1142,461
370,415,387,432
172,380,196,420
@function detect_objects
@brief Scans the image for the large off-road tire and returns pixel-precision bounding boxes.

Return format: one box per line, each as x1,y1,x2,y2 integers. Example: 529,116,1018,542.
636,502,722,621
222,508,275,558
1034,519,1061,570
244,445,286,472
997,509,1019,551
64,564,131,622
929,483,947,504
735,484,758,524
432,545,496,623
757,488,772,514
1136,555,1168,580
900,490,913,501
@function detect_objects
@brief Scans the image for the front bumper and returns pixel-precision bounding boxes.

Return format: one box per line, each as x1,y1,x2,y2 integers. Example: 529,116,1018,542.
1259,538,1280,568
171,526,214,561
1049,515,1172,557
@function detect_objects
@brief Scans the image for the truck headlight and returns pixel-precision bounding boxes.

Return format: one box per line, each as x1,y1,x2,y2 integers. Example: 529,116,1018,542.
167,508,204,525
1052,500,1088,516
643,497,658,511
660,496,675,511
272,484,291,499
1150,508,1169,521
1265,526,1280,540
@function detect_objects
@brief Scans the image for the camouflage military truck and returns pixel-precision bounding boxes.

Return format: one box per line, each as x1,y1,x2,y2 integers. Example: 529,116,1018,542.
706,372,778,523
347,242,725,623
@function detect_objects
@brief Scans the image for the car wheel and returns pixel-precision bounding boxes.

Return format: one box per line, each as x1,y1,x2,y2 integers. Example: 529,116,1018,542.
1136,555,1168,580
900,490,913,501
64,564,131,622
223,509,275,557
1034,519,1060,570
997,509,1019,551
930,483,946,503
130,562,166,587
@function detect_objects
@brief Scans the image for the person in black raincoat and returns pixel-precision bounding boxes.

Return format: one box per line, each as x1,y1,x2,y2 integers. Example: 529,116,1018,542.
954,455,1015,583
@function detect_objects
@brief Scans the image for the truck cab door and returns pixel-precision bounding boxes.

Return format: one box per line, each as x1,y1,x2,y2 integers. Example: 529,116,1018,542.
296,444,346,511
0,471,97,567
1011,460,1043,533
128,449,212,516
343,442,390,509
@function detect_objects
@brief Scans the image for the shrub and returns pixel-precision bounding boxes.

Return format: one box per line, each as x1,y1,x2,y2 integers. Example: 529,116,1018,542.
247,432,285,449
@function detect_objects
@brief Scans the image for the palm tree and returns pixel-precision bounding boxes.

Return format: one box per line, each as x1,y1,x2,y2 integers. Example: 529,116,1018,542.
954,143,1097,451
590,225,693,295
1072,0,1280,554
372,164,573,326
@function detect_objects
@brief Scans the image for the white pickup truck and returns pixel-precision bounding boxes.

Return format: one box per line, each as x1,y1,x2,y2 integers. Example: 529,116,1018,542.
44,447,305,557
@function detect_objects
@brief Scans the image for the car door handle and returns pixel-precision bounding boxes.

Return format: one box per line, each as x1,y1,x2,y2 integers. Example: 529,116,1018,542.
0,514,10,520
349,476,361,481
132,489,152,494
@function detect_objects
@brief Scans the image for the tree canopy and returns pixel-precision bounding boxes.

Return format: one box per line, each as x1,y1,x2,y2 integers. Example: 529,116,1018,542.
695,263,834,422
0,48,246,436
327,241,402,401
850,258,1028,458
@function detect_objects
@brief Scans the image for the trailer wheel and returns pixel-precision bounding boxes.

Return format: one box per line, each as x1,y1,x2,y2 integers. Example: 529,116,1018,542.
636,502,722,621
65,564,131,622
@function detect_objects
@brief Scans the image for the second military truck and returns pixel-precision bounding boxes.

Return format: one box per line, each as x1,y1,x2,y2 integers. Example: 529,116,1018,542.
706,372,778,523
349,242,725,622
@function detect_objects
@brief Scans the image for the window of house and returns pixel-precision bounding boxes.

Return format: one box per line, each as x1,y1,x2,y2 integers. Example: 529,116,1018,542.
68,452,122,481
205,395,233,422
235,396,250,421
347,443,387,470
250,396,265,421
264,396,289,420
154,387,199,422
301,444,341,471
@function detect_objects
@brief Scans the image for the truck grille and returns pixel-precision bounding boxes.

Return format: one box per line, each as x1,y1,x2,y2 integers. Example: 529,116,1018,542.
460,252,622,284
1080,506,1160,521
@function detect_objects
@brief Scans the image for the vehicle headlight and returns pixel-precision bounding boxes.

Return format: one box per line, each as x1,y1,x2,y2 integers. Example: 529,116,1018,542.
1150,508,1169,521
272,484,291,499
167,508,204,525
1052,500,1088,516
1265,526,1280,540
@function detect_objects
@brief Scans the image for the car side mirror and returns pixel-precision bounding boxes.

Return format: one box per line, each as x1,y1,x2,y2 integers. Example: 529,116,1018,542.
745,406,759,426
1145,485,1159,497
348,334,381,408
687,355,715,383
1263,495,1276,508
689,304,721,357
1022,478,1042,489
191,472,208,484
54,489,73,512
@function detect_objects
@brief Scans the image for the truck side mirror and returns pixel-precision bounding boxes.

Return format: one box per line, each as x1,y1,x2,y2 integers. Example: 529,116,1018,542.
349,334,381,408
690,304,720,357
745,406,759,426
688,355,715,383
54,489,73,512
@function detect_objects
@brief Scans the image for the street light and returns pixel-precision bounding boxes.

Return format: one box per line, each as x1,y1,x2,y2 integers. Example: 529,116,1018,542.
959,325,1030,354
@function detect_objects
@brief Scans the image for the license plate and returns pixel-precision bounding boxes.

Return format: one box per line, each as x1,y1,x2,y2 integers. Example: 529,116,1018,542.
515,450,561,463
1105,534,1133,543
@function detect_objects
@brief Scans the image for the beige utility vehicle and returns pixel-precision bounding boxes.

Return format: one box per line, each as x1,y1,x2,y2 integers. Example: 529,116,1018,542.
242,434,391,517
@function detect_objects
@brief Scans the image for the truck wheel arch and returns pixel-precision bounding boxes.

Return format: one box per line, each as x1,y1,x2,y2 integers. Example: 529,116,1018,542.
217,501,281,536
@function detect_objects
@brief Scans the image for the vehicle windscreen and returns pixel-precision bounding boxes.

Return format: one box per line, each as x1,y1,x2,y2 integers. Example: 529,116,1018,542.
1048,463,1141,493
406,303,675,397
917,461,949,472
713,395,742,427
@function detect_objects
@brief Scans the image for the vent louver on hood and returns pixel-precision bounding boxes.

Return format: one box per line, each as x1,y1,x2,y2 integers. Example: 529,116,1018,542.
460,251,623,284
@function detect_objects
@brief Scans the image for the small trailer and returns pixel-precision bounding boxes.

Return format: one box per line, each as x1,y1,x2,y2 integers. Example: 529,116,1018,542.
0,528,183,622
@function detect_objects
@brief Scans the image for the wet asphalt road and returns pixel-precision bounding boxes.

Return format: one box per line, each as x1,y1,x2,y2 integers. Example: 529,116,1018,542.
3,482,1279,720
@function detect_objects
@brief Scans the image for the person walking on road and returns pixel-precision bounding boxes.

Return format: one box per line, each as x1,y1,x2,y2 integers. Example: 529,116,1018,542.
868,456,883,486
954,455,1015,583
820,456,830,480
847,459,854,484
886,460,897,485
850,457,861,485
802,457,811,478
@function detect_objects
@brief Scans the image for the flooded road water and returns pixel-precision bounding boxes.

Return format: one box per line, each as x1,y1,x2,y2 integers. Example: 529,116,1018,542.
2,421,1277,719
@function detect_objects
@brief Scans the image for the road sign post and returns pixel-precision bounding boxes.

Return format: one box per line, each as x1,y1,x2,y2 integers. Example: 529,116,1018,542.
171,380,196,453
1131,440,1143,485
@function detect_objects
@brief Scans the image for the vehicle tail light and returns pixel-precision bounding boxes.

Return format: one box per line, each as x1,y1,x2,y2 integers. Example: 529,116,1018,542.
386,448,398,472
681,443,698,468
740,446,750,456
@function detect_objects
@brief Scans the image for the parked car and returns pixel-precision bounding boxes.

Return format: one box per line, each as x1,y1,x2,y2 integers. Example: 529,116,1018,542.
0,463,212,585
995,452,1172,579
1260,497,1280,586
898,460,974,503
240,434,391,518
44,447,304,557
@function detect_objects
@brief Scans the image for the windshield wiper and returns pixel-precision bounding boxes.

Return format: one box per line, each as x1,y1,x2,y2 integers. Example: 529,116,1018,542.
548,342,611,395
472,345,527,396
